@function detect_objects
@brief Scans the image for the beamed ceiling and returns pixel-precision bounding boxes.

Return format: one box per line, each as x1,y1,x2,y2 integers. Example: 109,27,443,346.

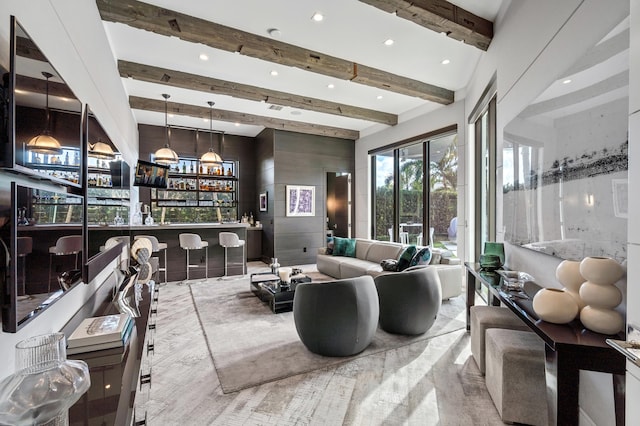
96,0,503,140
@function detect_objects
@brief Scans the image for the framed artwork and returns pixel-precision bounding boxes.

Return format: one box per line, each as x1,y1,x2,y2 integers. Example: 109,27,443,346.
259,192,268,212
286,185,315,217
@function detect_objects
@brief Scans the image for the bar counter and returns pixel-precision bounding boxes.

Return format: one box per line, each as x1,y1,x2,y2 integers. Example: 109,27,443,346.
18,222,251,285
89,222,250,281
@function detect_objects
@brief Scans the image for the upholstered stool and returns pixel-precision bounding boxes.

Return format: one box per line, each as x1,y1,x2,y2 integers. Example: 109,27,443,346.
218,232,246,279
485,328,548,425
179,233,208,284
135,235,168,285
101,236,131,269
48,235,83,292
470,305,530,374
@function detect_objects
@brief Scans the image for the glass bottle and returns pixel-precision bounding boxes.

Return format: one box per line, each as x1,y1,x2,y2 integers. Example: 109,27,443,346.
181,162,186,174
270,258,280,276
0,333,90,426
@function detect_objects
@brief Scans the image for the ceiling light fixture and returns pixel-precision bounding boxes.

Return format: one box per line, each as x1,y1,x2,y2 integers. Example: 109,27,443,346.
154,94,179,165
234,122,240,127
268,28,281,37
270,70,279,76
441,59,451,65
563,79,572,84
199,53,209,61
311,12,324,22
26,71,62,155
384,39,394,46
377,95,384,100
327,83,335,89
200,101,223,166
88,139,115,160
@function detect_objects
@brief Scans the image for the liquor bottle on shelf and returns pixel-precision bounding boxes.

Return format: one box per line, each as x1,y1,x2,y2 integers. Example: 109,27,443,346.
199,163,203,174
74,151,80,166
226,166,232,176
64,152,70,165
181,162,186,174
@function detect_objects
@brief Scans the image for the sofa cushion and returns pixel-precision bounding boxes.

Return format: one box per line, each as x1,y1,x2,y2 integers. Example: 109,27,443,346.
410,246,432,267
333,237,357,257
340,258,383,279
396,245,417,271
365,242,404,264
355,239,375,260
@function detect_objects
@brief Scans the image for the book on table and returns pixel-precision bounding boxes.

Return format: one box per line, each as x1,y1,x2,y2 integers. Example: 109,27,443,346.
67,317,135,355
67,313,132,349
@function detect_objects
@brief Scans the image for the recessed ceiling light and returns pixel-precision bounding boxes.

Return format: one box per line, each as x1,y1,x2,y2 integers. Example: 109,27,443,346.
384,39,394,46
270,70,279,76
563,79,572,84
199,53,209,61
441,59,450,65
377,95,383,100
234,122,240,127
14,89,26,94
168,114,174,118
311,12,324,22
327,83,335,89
291,110,302,115
267,28,281,37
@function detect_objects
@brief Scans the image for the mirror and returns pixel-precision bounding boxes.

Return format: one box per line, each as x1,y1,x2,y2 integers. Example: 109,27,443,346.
1,183,84,332
503,18,628,262
5,17,83,188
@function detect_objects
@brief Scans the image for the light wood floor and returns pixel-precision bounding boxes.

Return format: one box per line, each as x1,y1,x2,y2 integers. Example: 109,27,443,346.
145,262,504,425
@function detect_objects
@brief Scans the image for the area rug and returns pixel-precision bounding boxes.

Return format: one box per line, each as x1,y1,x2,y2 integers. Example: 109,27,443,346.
190,274,466,394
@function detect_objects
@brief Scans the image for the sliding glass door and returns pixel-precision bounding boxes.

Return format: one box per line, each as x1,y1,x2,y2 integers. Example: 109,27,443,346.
371,128,457,253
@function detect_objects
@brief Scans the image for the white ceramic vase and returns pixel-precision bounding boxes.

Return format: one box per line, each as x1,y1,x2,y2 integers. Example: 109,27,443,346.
555,259,586,313
532,288,579,324
578,257,625,335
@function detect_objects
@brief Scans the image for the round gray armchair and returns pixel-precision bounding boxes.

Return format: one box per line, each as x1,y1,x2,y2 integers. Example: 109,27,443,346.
374,266,442,335
293,275,379,357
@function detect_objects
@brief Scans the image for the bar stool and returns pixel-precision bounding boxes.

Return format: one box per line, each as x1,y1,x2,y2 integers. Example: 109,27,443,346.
101,235,131,269
17,236,33,296
218,232,246,279
48,235,83,292
179,233,208,284
135,235,168,286
399,232,409,244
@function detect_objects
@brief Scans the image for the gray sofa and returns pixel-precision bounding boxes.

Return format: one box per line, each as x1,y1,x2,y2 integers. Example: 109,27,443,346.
317,238,462,300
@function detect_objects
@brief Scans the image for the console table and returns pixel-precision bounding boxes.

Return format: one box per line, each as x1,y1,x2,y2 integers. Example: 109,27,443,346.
465,262,625,426
62,267,157,425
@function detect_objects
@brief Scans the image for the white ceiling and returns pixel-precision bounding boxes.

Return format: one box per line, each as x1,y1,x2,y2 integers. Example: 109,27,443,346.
101,0,505,138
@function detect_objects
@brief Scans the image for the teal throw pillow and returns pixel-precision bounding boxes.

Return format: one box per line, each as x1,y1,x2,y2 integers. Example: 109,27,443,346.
344,238,356,258
332,237,357,257
410,247,432,267
396,245,417,271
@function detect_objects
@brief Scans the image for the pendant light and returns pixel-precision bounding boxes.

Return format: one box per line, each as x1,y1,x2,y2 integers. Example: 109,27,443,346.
199,101,223,165
154,93,179,165
88,139,115,160
26,71,62,155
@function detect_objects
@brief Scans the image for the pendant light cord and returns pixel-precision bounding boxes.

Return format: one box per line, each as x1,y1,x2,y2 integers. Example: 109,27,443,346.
42,71,53,134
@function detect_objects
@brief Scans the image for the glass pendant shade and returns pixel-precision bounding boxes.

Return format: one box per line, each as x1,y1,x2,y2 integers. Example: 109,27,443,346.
200,149,222,165
154,145,179,165
200,101,223,165
27,133,62,155
88,140,115,160
155,93,179,165
27,71,62,155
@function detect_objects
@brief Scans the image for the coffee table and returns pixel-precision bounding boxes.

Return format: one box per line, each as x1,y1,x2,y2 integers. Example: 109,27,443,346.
250,272,311,313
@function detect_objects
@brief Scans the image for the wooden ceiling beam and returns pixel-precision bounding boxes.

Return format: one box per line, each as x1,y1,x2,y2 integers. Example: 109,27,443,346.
119,60,398,126
129,96,359,140
97,0,454,104
358,0,493,51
